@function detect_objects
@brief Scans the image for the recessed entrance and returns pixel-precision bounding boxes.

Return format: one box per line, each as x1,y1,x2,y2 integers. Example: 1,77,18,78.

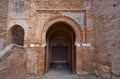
46,22,76,74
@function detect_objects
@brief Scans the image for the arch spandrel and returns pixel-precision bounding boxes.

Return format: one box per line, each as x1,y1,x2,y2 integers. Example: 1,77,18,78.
41,15,83,45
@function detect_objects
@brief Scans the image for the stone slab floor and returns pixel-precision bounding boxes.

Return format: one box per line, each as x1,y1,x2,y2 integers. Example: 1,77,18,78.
23,75,101,79
23,75,99,79
23,69,101,79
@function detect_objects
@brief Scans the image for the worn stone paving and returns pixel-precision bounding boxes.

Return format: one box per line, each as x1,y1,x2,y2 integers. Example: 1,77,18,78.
23,69,100,79
23,75,99,79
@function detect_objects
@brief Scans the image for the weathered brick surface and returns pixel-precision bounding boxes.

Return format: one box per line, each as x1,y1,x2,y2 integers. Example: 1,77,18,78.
0,46,26,79
0,0,9,49
0,0,120,78
84,0,120,79
35,0,84,10
26,47,39,75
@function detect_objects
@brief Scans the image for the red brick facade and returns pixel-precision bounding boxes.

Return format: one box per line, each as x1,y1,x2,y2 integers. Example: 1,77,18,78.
0,0,120,79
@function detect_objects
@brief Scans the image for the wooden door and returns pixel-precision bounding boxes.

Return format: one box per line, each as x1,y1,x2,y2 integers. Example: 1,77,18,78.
52,46,67,61
50,46,68,69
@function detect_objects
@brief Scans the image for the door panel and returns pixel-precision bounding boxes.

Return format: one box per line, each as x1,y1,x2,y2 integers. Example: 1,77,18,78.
52,46,67,61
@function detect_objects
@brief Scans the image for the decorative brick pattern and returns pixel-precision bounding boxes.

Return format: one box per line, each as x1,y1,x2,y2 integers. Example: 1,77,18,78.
64,12,85,30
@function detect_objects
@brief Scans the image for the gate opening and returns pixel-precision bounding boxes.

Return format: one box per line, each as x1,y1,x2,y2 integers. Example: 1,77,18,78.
46,22,76,73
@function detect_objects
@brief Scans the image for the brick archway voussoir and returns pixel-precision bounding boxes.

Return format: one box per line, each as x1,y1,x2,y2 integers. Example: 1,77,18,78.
41,15,82,45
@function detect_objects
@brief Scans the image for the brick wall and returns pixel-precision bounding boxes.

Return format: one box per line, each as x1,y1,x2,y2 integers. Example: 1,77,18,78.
0,46,26,79
0,0,120,78
0,0,9,50
86,0,120,79
35,0,84,10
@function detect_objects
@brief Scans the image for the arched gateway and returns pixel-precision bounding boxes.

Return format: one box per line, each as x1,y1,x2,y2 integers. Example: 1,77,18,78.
40,16,83,74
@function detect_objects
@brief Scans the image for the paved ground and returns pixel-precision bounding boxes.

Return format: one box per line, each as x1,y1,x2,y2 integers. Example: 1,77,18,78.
23,69,100,79
23,75,99,79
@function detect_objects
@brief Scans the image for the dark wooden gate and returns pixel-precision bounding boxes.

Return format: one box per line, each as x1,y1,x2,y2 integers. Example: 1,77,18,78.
51,46,68,69
52,46,67,61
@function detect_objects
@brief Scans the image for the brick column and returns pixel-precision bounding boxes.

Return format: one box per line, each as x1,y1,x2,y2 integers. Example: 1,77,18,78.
45,45,49,72
38,46,45,75
76,44,83,74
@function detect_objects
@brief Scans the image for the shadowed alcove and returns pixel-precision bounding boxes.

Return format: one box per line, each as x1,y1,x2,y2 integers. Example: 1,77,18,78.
46,22,76,74
9,25,24,46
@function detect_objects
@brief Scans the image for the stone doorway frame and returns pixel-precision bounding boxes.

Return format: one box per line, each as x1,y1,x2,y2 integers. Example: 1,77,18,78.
40,15,83,74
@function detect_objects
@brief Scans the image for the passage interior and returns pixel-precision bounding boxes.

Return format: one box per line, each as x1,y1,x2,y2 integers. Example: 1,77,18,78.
46,22,76,73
